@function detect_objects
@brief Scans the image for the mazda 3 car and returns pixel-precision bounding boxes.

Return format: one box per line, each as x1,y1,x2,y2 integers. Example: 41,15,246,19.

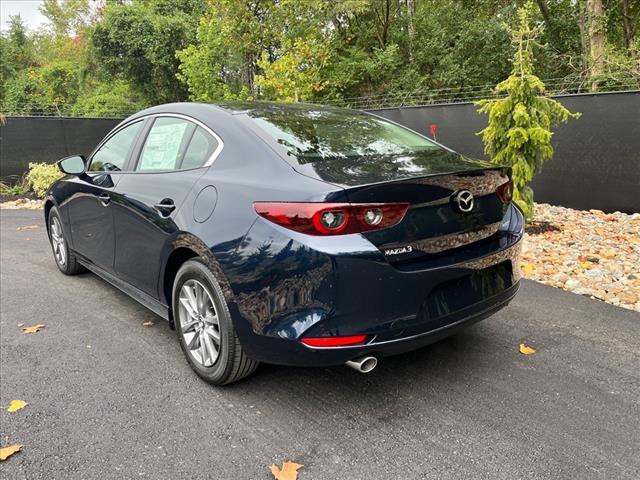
45,102,523,385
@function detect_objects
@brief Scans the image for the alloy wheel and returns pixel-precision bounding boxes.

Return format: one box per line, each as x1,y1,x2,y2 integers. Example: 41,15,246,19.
50,216,67,267
178,279,221,367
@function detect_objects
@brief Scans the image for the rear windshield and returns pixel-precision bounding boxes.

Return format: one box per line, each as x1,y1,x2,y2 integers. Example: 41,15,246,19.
244,108,444,164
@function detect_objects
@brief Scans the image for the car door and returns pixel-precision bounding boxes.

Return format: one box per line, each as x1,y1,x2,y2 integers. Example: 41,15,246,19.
64,120,145,271
111,115,221,298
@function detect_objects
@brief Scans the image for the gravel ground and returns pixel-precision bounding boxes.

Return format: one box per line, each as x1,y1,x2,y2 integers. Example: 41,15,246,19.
0,198,43,209
522,203,640,312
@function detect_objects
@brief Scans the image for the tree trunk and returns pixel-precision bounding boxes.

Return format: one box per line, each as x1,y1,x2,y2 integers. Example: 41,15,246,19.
243,52,255,96
535,0,552,31
373,0,393,49
586,0,606,91
578,2,589,85
621,0,636,52
406,0,415,61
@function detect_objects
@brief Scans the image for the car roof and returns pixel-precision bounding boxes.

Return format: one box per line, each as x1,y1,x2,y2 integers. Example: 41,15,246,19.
129,101,360,120
212,101,359,115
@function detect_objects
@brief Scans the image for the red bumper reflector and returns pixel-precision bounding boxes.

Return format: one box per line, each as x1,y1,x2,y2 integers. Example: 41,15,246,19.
301,335,367,348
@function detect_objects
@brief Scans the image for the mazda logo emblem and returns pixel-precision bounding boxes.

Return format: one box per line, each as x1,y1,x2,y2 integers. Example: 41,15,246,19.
452,190,474,213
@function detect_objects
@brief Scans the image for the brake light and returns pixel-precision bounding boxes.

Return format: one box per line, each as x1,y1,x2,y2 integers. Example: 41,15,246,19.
301,335,368,347
253,202,410,236
496,179,513,203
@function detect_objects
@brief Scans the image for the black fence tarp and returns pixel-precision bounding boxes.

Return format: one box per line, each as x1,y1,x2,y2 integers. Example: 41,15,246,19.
0,117,121,179
1,91,638,212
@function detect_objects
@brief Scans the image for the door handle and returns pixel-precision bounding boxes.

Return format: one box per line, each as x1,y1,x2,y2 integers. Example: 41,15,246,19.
98,193,111,206
154,198,176,217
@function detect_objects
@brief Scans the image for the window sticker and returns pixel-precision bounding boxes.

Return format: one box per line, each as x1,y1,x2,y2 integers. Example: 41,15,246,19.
138,121,188,171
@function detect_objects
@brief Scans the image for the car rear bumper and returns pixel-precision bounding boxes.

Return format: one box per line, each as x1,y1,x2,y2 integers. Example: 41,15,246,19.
229,205,524,367
232,280,519,367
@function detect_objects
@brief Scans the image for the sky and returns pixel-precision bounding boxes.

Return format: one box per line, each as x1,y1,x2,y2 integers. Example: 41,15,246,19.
0,0,47,32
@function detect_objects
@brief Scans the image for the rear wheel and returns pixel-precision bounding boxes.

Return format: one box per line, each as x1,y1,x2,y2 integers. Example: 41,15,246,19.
173,259,258,385
48,207,84,275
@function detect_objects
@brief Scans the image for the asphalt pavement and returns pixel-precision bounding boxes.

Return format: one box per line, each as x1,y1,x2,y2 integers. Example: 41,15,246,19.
1,209,638,479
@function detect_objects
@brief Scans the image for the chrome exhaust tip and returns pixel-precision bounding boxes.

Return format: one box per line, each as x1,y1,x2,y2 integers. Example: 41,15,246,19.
345,356,378,373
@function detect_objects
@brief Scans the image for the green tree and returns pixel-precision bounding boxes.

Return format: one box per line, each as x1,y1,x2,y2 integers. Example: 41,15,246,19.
255,36,329,102
0,15,38,105
315,1,515,106
2,0,638,117
90,0,203,104
71,80,144,117
40,0,90,38
476,2,581,220
176,0,277,101
254,0,334,102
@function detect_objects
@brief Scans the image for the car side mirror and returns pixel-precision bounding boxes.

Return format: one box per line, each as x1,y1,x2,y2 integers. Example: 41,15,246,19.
57,155,86,176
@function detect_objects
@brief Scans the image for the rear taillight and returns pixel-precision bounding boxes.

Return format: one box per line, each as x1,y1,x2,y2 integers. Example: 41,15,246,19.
253,202,410,236
496,179,513,204
301,335,368,347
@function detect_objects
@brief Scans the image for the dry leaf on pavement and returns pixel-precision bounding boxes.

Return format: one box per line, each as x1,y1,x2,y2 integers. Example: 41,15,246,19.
0,444,22,461
7,400,28,413
519,343,536,355
270,461,303,480
16,225,38,231
22,324,45,334
142,320,154,327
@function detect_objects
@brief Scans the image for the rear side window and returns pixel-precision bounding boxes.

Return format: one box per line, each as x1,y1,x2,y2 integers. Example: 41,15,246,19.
137,118,195,171
181,127,217,169
90,121,143,172
136,118,218,171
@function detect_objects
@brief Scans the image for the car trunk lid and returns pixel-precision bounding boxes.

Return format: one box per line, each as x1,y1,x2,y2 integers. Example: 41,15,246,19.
293,151,511,264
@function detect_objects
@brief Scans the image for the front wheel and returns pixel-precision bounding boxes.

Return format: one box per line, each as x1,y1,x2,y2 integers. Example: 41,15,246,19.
173,259,258,385
48,207,84,275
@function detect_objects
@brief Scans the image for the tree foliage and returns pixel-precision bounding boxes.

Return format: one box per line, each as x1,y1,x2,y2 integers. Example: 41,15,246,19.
175,0,275,101
476,2,581,220
40,0,90,38
90,0,203,104
0,0,638,116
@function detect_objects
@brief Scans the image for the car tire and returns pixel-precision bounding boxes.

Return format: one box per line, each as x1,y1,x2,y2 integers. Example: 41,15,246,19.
172,258,258,385
48,207,85,275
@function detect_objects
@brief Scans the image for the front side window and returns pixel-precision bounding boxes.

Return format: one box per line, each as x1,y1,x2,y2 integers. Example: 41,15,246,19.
90,121,143,172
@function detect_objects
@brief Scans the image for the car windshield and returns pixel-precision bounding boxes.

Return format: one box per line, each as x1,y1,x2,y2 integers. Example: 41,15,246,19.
245,107,444,164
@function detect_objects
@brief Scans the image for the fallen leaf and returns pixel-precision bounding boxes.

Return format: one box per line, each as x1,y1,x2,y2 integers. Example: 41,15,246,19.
521,263,535,276
519,343,536,355
16,224,38,231
7,400,27,413
270,461,303,480
22,324,45,334
142,320,154,327
0,444,22,461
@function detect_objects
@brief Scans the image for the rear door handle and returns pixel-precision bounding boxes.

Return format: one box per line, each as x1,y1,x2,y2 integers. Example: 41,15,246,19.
98,193,111,206
154,198,176,217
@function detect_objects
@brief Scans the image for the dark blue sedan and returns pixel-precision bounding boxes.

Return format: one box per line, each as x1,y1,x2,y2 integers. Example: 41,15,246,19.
45,102,523,385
